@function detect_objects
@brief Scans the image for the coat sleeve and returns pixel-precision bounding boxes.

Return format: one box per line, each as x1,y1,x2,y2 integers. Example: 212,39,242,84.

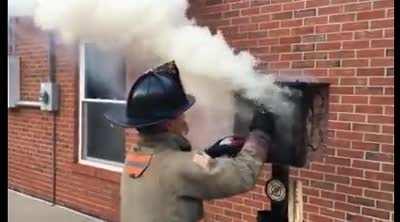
177,141,265,200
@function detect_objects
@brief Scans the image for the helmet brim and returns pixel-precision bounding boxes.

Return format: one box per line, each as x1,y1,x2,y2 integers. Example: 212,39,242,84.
104,94,195,128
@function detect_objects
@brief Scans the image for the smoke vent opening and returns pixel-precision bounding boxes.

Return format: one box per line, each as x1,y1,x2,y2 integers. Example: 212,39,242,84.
234,81,330,168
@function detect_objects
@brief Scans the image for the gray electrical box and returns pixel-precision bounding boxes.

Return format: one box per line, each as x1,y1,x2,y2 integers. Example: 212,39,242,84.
8,55,20,108
39,82,59,111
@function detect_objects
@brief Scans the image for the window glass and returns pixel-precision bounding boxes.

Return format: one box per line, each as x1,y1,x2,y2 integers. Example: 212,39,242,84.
84,43,126,100
83,102,125,163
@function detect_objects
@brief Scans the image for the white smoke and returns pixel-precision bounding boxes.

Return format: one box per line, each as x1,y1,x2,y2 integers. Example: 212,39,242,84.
8,0,37,17
11,0,297,146
32,0,293,114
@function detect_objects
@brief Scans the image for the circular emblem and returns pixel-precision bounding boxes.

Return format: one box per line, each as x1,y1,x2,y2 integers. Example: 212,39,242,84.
266,179,286,202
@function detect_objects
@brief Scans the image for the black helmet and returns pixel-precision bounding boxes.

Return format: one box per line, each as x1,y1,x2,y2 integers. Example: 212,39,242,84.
104,61,195,128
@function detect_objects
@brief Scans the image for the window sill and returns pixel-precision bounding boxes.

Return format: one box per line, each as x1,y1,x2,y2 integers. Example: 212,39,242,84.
71,162,122,184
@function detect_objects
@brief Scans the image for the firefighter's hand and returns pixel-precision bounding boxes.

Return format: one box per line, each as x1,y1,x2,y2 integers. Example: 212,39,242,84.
205,136,245,158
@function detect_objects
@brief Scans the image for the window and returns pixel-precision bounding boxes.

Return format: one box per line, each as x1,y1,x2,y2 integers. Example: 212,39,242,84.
79,43,128,171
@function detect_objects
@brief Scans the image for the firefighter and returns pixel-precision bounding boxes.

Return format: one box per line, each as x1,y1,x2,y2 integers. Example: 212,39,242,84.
104,61,273,222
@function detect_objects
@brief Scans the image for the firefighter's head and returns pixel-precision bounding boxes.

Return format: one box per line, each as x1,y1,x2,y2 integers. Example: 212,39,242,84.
104,61,194,136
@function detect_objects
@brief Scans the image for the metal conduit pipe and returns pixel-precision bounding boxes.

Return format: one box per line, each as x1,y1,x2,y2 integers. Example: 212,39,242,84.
47,31,58,206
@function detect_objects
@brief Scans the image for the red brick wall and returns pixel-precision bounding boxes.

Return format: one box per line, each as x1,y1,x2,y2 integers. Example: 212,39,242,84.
8,0,394,221
8,18,122,221
193,0,394,221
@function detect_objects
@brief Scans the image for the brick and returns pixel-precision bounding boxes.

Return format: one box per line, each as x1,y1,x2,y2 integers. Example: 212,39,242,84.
294,8,316,18
376,201,393,211
291,26,314,35
355,30,383,39
250,14,271,23
369,77,393,86
382,125,394,134
329,51,355,59
365,171,393,182
310,163,335,173
343,40,369,49
371,58,393,67
352,160,380,171
369,96,394,105
325,156,350,166
248,31,268,39
260,4,281,13
342,95,368,104
281,19,303,28
241,7,260,16
316,24,341,33
365,134,393,144
344,2,371,12
325,174,350,184
338,167,363,177
356,68,385,76
259,21,279,30
321,191,346,202
304,16,328,25
310,180,335,191
329,14,355,23
309,197,333,208
351,141,380,151
356,49,385,58
346,214,373,222
342,21,369,31
362,207,390,219
384,29,394,38
268,29,290,37
371,19,394,29
316,42,341,51
337,148,365,159
318,6,343,15
293,44,314,52
329,86,354,94
365,152,393,162
328,69,355,76
271,45,291,53
292,61,314,68
371,39,394,48
355,87,383,95
272,11,293,20
334,202,360,214
380,182,393,192
327,138,351,148
352,123,379,132
340,77,367,86
357,10,386,20
231,2,250,10
348,196,375,207
283,1,305,11
223,10,240,18
327,32,353,41
317,60,340,68
352,178,379,189
232,17,250,25
342,59,369,67
373,0,394,9
280,53,302,61
309,214,333,222
279,36,301,44
303,34,326,42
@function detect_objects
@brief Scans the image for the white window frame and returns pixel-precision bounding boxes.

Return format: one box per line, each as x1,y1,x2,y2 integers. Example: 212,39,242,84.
78,42,125,172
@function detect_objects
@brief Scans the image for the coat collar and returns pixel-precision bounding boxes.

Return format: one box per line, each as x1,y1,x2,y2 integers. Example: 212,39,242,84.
134,132,192,153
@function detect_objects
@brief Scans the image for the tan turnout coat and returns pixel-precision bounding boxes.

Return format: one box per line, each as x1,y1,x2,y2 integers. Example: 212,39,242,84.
120,132,264,222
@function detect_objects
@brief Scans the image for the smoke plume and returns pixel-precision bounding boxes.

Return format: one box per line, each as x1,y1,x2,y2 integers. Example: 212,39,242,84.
10,0,297,147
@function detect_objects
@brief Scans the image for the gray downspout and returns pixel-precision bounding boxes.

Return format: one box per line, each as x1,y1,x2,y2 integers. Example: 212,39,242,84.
48,31,57,206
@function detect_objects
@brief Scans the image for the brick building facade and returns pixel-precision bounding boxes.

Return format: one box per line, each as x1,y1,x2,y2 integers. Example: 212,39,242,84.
8,0,394,221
